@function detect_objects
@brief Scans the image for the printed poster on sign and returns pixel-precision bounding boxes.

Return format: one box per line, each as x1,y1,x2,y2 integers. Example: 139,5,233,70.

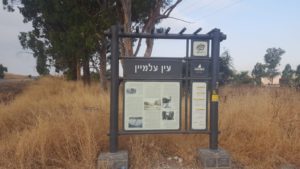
191,82,207,130
124,81,180,131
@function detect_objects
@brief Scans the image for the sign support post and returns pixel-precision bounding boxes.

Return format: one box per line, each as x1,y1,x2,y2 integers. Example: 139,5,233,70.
198,29,231,169
110,25,119,153
209,29,221,150
98,25,129,169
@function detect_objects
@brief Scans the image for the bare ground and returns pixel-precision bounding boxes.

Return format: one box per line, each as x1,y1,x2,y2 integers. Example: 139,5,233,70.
0,79,32,104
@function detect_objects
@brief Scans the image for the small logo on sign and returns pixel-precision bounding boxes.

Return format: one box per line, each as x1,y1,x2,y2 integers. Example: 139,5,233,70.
196,44,205,52
194,64,205,72
192,41,208,57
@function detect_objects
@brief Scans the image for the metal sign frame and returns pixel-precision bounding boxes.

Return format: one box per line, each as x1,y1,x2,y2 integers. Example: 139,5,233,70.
106,25,226,153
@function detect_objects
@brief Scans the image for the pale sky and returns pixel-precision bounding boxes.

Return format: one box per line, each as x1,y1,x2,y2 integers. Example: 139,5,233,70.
1,0,300,76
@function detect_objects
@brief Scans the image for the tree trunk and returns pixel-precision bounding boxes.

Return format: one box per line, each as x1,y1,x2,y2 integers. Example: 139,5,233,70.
142,0,162,57
144,38,154,57
83,57,91,85
119,0,181,58
99,40,108,90
76,58,81,81
120,0,133,57
69,60,77,81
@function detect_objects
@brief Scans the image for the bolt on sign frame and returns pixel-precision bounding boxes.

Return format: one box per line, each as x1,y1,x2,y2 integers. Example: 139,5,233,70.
106,25,226,153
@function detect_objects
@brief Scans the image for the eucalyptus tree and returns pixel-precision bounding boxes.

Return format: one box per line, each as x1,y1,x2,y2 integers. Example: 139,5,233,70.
3,0,116,85
18,32,50,75
281,64,294,86
295,65,300,88
3,0,182,87
233,71,253,85
120,0,182,57
263,47,285,84
0,64,8,79
219,50,234,85
252,62,266,85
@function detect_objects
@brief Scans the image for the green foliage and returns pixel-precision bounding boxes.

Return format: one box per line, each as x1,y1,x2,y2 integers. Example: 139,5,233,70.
2,0,14,11
3,0,176,83
3,0,118,78
90,72,100,81
131,0,171,25
251,62,266,85
19,32,49,75
233,71,253,85
0,64,8,79
295,65,300,76
295,65,300,88
251,47,285,85
132,0,156,24
4,0,180,87
219,50,235,85
278,64,300,88
281,64,294,86
264,47,285,84
282,64,293,79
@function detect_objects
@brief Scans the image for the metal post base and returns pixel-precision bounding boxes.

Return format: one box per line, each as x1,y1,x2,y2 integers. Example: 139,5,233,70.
198,148,231,169
97,151,128,169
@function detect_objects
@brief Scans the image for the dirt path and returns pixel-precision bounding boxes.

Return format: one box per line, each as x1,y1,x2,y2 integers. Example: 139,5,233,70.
0,79,32,104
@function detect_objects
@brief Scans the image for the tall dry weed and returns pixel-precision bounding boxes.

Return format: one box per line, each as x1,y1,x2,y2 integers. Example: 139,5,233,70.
0,78,299,169
219,86,299,169
0,77,108,169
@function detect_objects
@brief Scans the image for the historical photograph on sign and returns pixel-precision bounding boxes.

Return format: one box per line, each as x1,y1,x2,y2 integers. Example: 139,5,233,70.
162,111,174,120
191,82,207,130
162,96,172,108
192,40,209,57
128,117,143,128
144,98,161,110
126,88,137,94
124,81,180,131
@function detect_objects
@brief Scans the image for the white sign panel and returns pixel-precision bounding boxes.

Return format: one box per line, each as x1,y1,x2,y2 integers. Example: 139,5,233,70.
192,41,209,57
124,81,180,131
191,82,207,130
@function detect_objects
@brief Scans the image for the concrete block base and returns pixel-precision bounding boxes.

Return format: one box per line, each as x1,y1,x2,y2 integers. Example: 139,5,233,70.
198,148,231,169
97,151,128,169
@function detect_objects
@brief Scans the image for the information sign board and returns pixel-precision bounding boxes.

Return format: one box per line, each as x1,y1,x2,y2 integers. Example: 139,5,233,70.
106,25,226,152
124,81,181,131
191,82,208,130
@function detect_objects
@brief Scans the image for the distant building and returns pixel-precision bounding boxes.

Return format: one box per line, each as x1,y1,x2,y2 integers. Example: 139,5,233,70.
261,75,281,86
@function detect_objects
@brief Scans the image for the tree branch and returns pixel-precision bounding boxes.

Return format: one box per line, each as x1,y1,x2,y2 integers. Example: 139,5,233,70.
157,16,193,23
162,0,182,17
133,38,142,57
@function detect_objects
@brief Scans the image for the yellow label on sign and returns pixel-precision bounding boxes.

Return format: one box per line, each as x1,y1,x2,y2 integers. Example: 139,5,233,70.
212,94,219,102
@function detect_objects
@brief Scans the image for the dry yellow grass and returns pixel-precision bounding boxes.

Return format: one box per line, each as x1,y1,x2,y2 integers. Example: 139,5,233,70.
219,87,300,169
0,78,299,169
3,73,29,80
0,77,107,169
